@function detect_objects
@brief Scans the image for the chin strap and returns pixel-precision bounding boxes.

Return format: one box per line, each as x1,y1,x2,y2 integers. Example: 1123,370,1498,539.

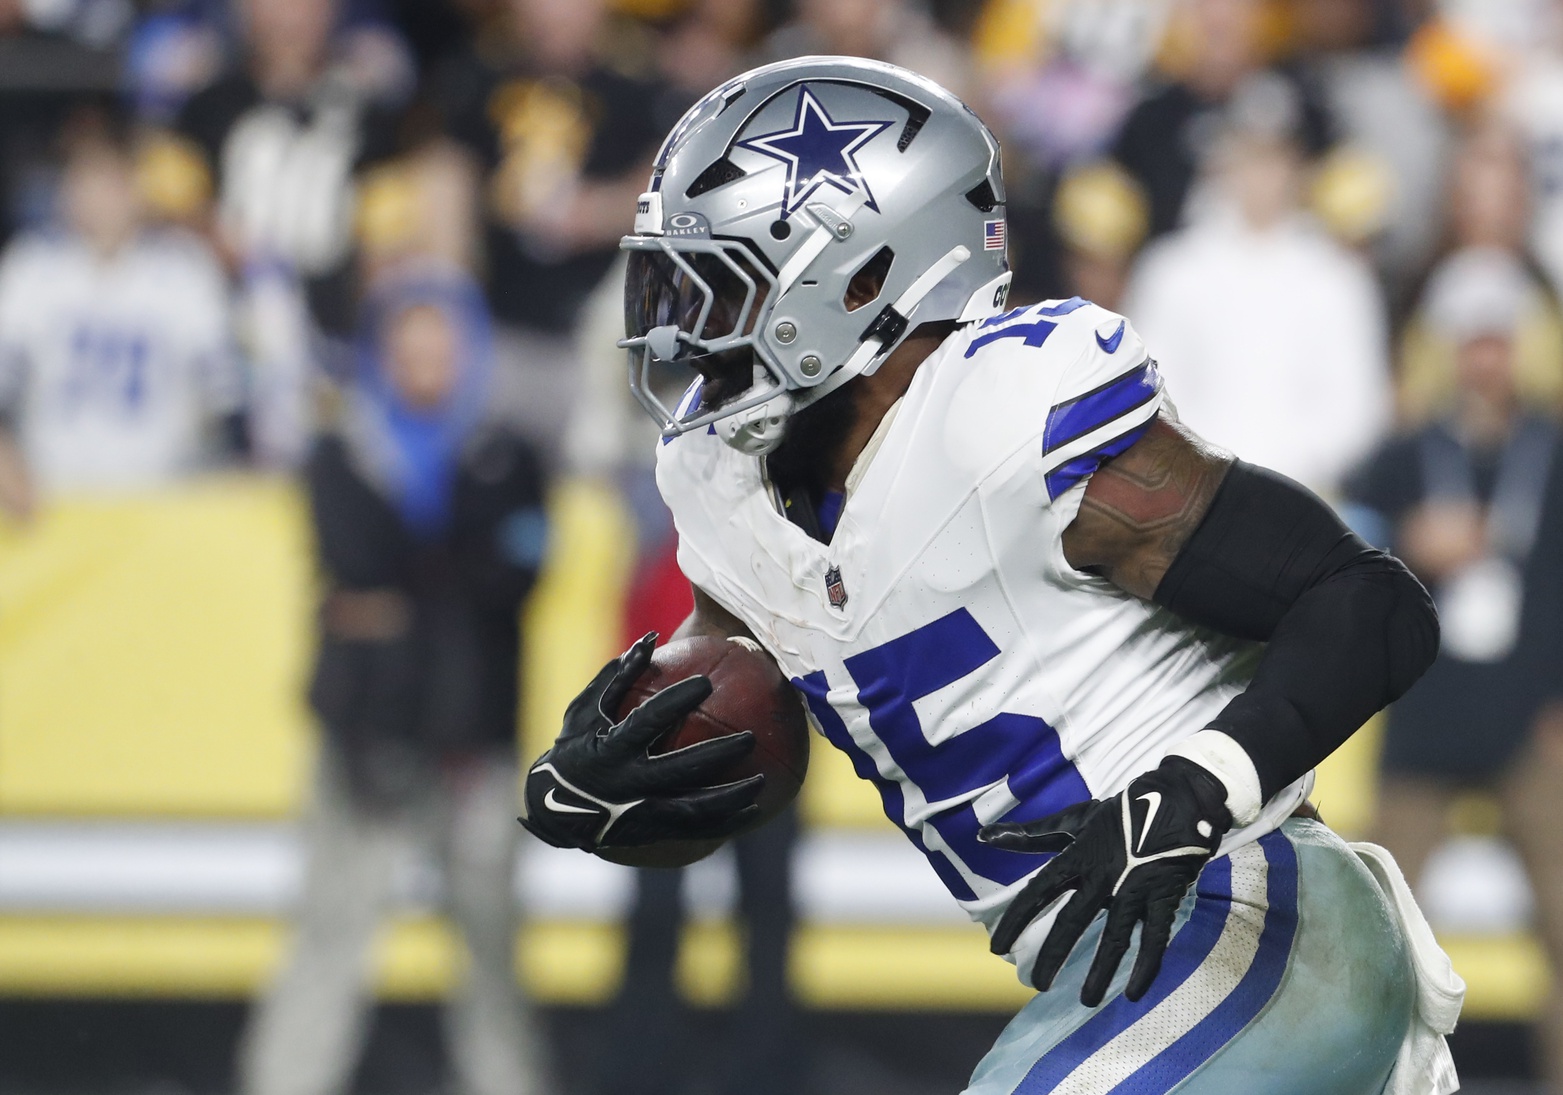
714,365,797,454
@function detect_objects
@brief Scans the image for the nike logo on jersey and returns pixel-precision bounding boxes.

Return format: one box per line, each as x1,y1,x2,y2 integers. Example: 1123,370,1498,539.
544,787,599,815
1095,319,1126,355
1134,790,1162,853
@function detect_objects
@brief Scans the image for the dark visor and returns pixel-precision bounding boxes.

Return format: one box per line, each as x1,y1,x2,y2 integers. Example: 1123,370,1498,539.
624,247,764,345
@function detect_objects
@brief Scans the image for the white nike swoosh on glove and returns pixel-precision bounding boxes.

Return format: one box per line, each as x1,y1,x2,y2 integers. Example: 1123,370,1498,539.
544,787,600,815
1135,790,1162,853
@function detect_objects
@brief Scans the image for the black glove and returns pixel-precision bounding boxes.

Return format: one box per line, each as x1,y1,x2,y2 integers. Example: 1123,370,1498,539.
978,757,1233,1007
520,632,764,853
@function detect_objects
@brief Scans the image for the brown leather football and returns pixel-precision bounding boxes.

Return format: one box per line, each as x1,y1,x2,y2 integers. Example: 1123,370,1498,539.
597,634,810,868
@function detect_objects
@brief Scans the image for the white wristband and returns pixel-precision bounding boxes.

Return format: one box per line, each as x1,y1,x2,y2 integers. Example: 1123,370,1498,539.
1165,730,1265,828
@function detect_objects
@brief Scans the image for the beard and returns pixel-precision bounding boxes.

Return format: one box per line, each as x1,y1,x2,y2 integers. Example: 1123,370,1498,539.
764,380,857,503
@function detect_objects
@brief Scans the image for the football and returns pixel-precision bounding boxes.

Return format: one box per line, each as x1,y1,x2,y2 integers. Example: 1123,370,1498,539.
597,634,810,868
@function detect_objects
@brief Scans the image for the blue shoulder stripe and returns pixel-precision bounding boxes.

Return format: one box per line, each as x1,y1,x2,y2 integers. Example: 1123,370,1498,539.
1043,422,1149,501
1040,358,1161,499
1043,358,1160,458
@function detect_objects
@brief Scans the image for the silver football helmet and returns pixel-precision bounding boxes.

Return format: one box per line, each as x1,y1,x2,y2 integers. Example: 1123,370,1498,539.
619,56,1011,454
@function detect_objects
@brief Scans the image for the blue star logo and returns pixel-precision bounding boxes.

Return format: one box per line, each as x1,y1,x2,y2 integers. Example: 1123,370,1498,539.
736,87,893,219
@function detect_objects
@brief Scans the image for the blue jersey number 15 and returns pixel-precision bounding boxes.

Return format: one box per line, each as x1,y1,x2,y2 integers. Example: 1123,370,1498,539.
795,608,1088,901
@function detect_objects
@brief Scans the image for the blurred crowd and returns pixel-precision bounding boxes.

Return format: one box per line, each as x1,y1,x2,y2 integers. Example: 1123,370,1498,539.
0,0,1560,515
6,0,1563,1091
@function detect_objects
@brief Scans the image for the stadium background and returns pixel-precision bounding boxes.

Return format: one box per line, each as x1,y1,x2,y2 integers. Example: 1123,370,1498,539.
0,0,1556,1092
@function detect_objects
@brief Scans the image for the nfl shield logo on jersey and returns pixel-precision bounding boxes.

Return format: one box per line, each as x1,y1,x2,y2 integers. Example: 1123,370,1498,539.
824,565,848,609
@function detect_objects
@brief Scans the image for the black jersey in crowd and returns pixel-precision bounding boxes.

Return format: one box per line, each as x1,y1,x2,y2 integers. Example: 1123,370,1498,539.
176,72,402,335
305,427,546,807
436,53,669,333
1346,414,1563,781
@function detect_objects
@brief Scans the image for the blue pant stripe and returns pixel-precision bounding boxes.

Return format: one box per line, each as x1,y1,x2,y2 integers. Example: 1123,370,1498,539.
1108,830,1301,1095
1015,856,1235,1093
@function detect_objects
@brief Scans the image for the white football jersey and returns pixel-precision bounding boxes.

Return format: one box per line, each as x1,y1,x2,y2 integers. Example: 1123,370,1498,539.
0,229,240,493
656,297,1311,983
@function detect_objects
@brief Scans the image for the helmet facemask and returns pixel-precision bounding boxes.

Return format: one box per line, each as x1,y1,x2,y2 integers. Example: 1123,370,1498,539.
620,235,796,452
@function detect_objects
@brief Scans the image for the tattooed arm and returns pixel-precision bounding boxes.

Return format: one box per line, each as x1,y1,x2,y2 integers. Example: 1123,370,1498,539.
1059,407,1438,806
1062,412,1231,597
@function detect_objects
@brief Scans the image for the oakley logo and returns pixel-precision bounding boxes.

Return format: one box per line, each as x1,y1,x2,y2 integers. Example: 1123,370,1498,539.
664,211,711,237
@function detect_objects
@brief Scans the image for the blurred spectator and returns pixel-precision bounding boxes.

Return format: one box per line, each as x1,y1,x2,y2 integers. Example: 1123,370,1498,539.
1290,0,1450,294
238,265,553,1095
972,0,1168,299
1049,159,1150,311
167,0,405,335
128,0,414,127
0,110,240,510
1111,0,1334,244
974,0,1169,169
1499,0,1563,310
1344,245,1563,1094
436,0,670,458
0,0,133,46
1398,119,1563,422
762,0,972,99
123,4,226,125
655,0,765,102
1122,74,1391,495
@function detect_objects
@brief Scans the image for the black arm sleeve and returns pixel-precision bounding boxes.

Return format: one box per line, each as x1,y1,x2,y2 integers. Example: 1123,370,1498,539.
1152,461,1440,799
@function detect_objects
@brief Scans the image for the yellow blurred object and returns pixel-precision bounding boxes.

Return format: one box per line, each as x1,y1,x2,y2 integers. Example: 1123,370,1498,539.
1310,145,1395,246
0,477,314,816
1448,791,1505,837
1406,18,1502,114
1252,0,1294,63
1442,934,1553,1020
136,133,212,221
0,913,1543,1018
1054,161,1150,261
488,79,592,226
1399,304,1563,423
801,728,893,829
971,0,1052,73
0,476,634,817
0,916,614,1003
1309,712,1381,840
608,0,690,20
1155,0,1286,79
520,477,636,762
356,164,422,255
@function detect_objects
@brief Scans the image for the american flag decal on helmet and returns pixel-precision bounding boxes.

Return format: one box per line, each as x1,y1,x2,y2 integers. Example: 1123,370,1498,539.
984,219,1006,251
824,565,848,609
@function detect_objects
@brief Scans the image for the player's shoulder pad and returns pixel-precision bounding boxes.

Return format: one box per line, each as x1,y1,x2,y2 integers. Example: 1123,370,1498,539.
951,296,1162,502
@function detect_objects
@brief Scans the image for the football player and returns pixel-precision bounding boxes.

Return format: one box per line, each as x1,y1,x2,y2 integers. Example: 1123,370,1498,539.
521,58,1460,1094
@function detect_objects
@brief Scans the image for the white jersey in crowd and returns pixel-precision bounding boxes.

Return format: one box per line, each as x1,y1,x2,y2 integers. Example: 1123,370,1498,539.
0,228,240,494
656,297,1311,983
1123,209,1390,498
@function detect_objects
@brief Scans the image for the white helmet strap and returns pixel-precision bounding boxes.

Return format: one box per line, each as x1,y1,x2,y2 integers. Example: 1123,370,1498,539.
792,243,974,413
